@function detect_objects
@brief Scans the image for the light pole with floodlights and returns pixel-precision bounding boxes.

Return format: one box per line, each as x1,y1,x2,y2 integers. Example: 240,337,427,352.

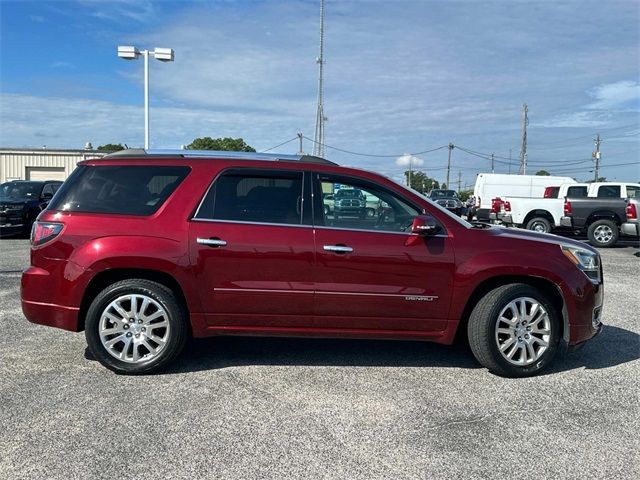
117,46,175,149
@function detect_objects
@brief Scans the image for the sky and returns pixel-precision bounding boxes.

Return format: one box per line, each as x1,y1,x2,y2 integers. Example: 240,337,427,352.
0,0,638,188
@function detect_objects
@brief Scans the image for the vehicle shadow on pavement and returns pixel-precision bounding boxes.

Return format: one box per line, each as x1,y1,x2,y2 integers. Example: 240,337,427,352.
164,336,483,374
549,325,640,374
159,325,638,375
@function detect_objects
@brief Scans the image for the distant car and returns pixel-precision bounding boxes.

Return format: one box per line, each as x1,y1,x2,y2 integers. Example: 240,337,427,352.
0,180,62,237
429,189,463,216
322,193,334,215
333,188,367,219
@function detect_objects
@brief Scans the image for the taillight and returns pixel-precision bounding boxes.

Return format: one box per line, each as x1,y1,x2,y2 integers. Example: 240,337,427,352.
504,201,511,212
627,202,637,220
564,200,572,216
31,221,64,246
491,198,503,213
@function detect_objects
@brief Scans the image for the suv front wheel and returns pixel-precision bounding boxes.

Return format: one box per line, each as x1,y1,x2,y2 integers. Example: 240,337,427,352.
467,284,560,377
85,279,188,374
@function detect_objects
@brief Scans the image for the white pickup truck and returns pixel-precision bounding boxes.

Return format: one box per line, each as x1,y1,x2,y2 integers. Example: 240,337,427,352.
497,182,640,233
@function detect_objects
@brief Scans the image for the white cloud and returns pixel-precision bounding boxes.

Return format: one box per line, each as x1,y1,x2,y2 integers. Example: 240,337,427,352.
395,154,424,167
587,81,640,110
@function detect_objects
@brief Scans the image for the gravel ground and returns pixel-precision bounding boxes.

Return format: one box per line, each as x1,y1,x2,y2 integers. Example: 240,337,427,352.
0,238,638,479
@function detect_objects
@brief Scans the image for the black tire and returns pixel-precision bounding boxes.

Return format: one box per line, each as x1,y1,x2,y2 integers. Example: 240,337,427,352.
85,279,188,375
467,283,561,377
587,219,618,248
525,217,552,234
365,208,376,218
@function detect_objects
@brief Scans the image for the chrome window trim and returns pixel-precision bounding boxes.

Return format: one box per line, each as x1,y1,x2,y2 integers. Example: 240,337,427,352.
191,217,449,237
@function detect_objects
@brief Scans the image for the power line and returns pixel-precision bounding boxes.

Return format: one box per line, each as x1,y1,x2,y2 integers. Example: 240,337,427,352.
260,136,298,153
302,135,448,158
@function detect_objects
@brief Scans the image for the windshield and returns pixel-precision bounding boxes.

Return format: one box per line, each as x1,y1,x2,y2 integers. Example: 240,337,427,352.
335,189,363,198
0,182,42,199
430,190,458,199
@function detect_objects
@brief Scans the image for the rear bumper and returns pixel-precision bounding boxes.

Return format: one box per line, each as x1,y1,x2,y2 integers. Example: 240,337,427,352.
21,265,81,332
22,299,80,332
560,216,573,228
621,221,639,237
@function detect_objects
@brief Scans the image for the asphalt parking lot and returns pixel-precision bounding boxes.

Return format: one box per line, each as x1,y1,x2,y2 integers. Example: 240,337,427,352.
0,238,638,479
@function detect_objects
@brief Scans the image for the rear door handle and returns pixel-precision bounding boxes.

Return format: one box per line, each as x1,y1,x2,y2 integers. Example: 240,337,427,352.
197,237,227,247
323,245,353,254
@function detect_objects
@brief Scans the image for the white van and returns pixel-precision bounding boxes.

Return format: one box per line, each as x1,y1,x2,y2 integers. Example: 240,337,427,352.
471,173,576,221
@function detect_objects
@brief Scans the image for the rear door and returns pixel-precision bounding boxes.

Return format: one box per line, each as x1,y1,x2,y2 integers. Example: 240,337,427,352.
189,168,316,328
312,173,455,333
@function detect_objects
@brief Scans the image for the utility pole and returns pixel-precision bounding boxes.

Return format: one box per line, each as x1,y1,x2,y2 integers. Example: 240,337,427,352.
491,153,495,174
297,132,304,155
457,171,462,192
446,143,454,187
408,156,413,188
593,134,601,182
519,103,528,175
313,0,326,158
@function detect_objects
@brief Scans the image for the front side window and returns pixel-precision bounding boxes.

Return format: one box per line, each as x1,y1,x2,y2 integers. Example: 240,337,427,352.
318,175,420,233
48,165,190,215
195,170,305,225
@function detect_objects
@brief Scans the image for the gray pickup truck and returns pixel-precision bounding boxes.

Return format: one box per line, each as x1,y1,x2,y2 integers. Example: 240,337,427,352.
561,197,638,247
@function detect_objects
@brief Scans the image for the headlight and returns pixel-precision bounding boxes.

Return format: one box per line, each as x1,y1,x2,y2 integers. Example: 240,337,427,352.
561,245,601,283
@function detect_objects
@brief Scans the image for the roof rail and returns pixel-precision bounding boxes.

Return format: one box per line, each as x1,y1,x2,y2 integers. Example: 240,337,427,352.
103,148,337,165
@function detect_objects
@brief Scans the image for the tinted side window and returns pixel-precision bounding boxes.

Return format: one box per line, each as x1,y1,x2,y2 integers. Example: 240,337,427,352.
41,184,55,197
318,175,419,233
597,185,620,198
626,186,639,199
48,165,190,215
566,186,588,197
195,170,304,225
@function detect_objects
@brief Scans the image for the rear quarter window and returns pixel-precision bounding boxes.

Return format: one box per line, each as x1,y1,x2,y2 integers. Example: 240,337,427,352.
49,165,190,215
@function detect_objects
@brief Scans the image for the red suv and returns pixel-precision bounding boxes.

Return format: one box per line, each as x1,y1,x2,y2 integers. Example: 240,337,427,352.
21,150,603,377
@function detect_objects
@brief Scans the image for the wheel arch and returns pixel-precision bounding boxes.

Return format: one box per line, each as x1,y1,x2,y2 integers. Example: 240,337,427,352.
78,268,191,333
455,275,567,345
522,210,554,226
586,211,622,226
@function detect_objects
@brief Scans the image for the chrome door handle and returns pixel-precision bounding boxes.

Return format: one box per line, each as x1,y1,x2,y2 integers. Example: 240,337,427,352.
323,245,353,254
197,237,227,247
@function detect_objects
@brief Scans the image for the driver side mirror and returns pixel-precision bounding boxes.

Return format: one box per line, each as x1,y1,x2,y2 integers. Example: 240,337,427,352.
411,214,441,236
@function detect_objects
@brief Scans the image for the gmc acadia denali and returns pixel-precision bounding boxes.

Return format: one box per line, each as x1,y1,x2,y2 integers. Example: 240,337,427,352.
21,149,604,377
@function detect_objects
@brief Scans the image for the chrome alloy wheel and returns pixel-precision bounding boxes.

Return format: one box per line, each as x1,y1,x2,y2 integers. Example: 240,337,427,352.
99,294,170,364
531,221,547,233
593,224,613,244
494,297,551,366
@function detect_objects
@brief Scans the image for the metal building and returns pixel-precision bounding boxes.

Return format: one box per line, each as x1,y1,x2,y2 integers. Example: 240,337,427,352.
0,147,108,183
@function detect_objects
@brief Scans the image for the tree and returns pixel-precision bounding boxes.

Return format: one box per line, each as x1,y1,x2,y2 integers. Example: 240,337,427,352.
187,137,255,152
458,190,474,202
97,143,125,152
535,170,551,176
403,171,440,194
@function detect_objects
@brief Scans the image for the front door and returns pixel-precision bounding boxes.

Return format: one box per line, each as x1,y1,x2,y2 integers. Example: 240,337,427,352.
314,173,455,332
189,168,315,328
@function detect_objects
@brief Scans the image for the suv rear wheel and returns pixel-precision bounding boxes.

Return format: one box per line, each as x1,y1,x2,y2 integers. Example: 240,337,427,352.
467,284,560,377
587,219,618,248
85,279,188,374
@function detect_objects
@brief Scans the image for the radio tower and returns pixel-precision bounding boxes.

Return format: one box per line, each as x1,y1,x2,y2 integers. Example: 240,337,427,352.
313,0,326,158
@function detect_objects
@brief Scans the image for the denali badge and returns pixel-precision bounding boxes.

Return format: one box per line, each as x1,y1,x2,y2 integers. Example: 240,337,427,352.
405,295,438,302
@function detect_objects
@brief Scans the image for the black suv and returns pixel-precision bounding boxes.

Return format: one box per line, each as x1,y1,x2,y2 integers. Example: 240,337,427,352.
0,180,63,237
428,189,463,216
